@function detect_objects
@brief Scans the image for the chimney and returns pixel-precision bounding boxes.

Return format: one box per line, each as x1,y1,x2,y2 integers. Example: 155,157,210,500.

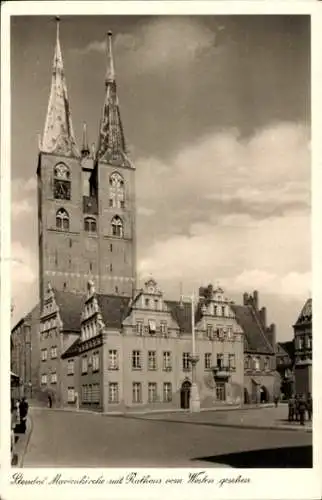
253,290,259,309
259,307,267,327
243,293,249,306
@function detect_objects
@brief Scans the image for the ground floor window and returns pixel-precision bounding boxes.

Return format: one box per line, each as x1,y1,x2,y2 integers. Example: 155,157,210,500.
132,382,142,403
41,374,47,385
148,382,157,403
68,387,75,403
92,383,100,403
163,382,172,402
216,382,226,401
109,382,119,403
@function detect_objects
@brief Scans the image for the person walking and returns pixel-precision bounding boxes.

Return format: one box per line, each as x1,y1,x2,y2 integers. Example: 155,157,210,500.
298,394,307,426
294,394,300,422
306,393,312,421
19,397,29,434
274,395,279,408
288,394,295,422
48,394,52,408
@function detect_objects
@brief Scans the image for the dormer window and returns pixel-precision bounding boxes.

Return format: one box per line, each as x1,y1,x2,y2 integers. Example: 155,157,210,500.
148,319,156,334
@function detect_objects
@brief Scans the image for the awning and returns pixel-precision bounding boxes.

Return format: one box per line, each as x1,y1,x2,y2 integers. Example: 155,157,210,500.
11,372,20,386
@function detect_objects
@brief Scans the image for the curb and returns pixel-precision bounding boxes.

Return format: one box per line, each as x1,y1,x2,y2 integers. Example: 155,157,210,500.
121,414,312,433
16,415,33,467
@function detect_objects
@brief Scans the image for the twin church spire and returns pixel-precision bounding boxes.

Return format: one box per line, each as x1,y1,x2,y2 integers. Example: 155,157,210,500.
41,19,129,165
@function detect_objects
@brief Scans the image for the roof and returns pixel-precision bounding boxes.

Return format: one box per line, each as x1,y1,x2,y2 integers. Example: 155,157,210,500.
276,340,294,359
231,304,274,354
54,290,85,332
295,298,312,326
61,337,81,359
96,294,131,329
166,300,192,333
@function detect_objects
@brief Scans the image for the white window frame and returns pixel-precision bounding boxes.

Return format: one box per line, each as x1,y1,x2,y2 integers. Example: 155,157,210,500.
163,351,172,371
148,319,156,334
148,351,157,370
136,321,144,336
148,382,157,403
51,372,57,384
132,350,141,370
41,374,47,385
204,352,212,369
109,382,119,403
132,382,142,403
92,351,100,372
82,356,88,374
163,382,172,402
67,387,75,403
51,346,57,359
108,349,118,370
41,349,47,361
183,352,190,370
67,359,74,375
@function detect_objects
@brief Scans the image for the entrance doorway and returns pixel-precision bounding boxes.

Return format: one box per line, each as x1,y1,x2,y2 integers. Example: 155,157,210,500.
244,388,250,404
180,380,191,409
260,386,269,403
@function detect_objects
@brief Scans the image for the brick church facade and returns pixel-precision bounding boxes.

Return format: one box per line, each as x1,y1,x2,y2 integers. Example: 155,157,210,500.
11,19,280,410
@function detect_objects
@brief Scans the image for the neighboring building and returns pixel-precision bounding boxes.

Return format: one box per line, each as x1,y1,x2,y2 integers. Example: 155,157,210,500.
59,279,244,411
276,341,295,399
293,298,312,396
232,291,278,404
11,305,41,399
38,284,84,405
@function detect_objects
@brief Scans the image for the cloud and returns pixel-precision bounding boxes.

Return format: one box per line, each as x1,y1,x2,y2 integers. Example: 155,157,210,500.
75,18,218,72
136,121,310,301
11,177,36,220
137,206,155,217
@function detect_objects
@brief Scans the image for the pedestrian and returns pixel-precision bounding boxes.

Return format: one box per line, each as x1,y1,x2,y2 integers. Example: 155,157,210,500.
48,394,52,408
288,394,295,422
274,395,279,408
11,399,17,463
19,397,29,434
306,392,312,421
294,394,300,422
298,393,307,426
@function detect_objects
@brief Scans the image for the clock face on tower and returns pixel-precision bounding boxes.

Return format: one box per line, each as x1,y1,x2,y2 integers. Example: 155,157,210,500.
54,179,71,200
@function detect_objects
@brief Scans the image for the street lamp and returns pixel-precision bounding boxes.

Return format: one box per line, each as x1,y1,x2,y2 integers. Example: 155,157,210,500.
180,292,200,413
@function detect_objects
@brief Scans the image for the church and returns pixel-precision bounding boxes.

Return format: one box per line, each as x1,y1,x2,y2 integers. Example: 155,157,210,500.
11,19,279,411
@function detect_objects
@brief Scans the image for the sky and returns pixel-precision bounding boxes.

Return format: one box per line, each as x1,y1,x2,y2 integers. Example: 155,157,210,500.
11,15,311,340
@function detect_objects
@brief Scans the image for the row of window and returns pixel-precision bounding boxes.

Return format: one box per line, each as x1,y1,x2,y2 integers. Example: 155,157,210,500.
296,336,312,350
56,209,124,237
108,350,236,371
106,382,173,404
81,352,100,374
41,373,57,385
245,356,272,371
41,347,57,361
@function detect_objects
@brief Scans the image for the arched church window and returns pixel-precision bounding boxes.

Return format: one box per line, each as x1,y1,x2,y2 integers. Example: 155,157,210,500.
111,215,124,238
84,217,97,233
109,172,125,209
54,163,71,200
56,208,69,231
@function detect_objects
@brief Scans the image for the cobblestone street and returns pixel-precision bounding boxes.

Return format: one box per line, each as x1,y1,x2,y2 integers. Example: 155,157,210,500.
22,407,312,468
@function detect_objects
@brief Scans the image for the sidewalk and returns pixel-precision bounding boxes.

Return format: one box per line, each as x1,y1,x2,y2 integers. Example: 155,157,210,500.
11,416,33,467
128,406,313,433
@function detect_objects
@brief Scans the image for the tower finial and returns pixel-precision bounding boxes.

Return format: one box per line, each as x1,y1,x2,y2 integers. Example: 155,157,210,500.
81,122,90,157
105,30,115,84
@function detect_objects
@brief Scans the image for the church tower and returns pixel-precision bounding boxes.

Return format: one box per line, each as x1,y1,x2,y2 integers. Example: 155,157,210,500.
37,19,137,305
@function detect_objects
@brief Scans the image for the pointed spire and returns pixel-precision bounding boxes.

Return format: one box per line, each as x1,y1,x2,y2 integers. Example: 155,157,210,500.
41,16,79,157
96,31,131,167
81,122,90,157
